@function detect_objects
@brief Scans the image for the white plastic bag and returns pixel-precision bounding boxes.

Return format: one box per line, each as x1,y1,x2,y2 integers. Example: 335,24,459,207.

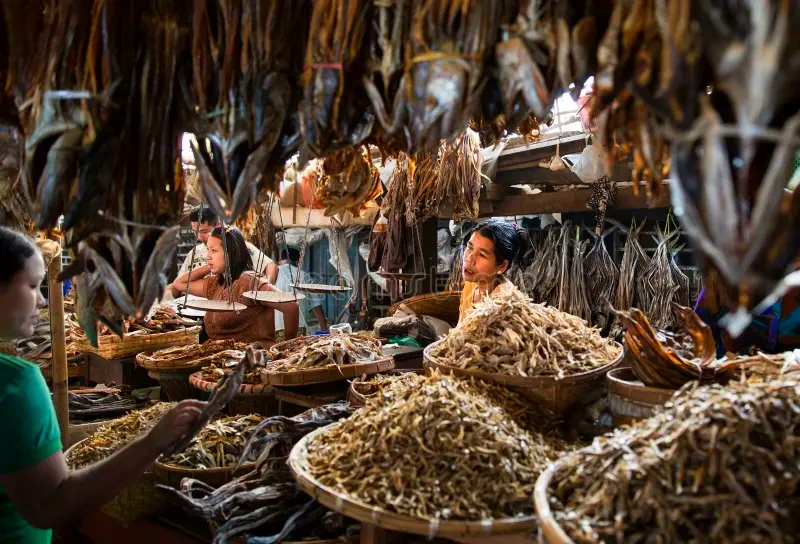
564,142,605,183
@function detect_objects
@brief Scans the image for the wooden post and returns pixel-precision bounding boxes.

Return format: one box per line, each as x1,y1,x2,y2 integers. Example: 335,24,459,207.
48,245,69,448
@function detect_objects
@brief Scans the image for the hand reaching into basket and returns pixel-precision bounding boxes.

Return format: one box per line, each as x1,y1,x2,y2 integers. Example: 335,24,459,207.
146,399,207,453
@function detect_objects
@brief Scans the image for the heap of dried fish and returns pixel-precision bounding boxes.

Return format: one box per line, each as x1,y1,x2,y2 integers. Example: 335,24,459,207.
711,350,800,384
430,289,619,378
314,147,381,217
350,371,421,402
144,339,245,366
307,371,568,521
67,403,174,469
268,335,382,373
548,380,800,543
614,306,717,389
160,403,355,544
160,414,264,470
11,309,82,361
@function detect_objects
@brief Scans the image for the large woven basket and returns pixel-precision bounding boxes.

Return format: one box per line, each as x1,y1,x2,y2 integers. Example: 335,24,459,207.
534,459,575,544
64,437,166,526
423,339,624,416
189,372,277,416
388,290,461,326
268,334,381,359
148,369,199,402
75,326,201,360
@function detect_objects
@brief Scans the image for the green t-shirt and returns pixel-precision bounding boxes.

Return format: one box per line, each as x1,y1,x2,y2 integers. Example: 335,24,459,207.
0,355,61,544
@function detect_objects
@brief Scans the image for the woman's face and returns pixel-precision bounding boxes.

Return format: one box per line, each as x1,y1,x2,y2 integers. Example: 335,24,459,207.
206,236,227,274
462,231,508,284
0,254,46,340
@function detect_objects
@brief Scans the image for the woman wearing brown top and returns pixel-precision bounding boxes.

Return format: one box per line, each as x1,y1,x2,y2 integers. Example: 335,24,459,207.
170,227,299,345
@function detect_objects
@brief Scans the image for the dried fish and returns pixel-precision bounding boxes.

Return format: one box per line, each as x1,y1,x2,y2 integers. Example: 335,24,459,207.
268,335,382,373
583,227,619,328
315,147,382,217
307,371,569,521
566,227,590,322
67,403,175,469
160,414,265,470
350,370,420,403
613,221,649,313
548,380,800,543
429,288,620,379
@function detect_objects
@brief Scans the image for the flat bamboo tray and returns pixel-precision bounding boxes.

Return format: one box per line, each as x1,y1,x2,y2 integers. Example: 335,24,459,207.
153,459,256,488
269,334,381,359
243,290,305,303
75,326,201,360
289,427,538,540
388,291,461,326
136,346,244,372
262,358,395,387
190,371,271,395
291,283,352,294
533,460,574,544
181,299,247,312
423,340,623,416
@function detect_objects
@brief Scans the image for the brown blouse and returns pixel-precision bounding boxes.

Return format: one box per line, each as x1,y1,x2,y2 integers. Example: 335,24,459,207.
204,272,276,345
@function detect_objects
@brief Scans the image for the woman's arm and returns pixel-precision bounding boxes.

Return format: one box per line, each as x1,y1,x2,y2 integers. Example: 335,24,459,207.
0,400,204,529
256,281,300,338
169,265,212,298
313,305,328,331
265,262,279,284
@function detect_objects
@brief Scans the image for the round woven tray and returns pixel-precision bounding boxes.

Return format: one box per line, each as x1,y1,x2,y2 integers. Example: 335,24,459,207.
269,334,381,359
262,358,395,387
289,427,538,540
388,291,461,326
533,459,574,544
423,340,624,416
136,346,245,372
243,290,306,303
189,371,271,395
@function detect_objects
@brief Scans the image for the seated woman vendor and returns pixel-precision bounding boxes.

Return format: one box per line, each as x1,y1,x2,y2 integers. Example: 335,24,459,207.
459,221,530,323
170,226,300,346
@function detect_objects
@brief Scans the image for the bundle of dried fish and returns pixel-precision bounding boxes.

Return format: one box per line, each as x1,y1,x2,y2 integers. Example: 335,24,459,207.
548,380,800,543
528,227,560,303
583,227,619,328
404,151,443,225
160,403,354,544
314,147,381,217
614,306,717,389
637,229,679,329
307,371,569,521
68,388,144,419
268,335,382,373
68,402,174,469
437,131,483,222
429,289,620,379
552,223,571,311
613,221,649,312
566,227,590,322
160,414,264,470
12,310,82,361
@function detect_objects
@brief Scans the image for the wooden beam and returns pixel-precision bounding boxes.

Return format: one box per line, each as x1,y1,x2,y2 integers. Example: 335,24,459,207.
271,206,378,228
494,160,634,186
47,244,69,449
484,185,670,216
496,134,588,170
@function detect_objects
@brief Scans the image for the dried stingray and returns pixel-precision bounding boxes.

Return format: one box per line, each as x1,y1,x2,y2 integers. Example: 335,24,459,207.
583,227,619,328
429,288,620,378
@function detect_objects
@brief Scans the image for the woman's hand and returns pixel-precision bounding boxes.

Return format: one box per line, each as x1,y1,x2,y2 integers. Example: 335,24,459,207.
145,400,206,453
171,265,213,297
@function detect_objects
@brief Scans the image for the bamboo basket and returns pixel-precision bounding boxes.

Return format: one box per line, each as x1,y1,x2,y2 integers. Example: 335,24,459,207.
190,372,278,416
533,460,574,544
64,438,166,526
262,358,395,387
135,345,242,372
147,369,199,402
268,333,381,359
289,427,538,540
153,459,256,488
75,326,201,360
347,370,421,409
606,367,676,427
388,290,461,326
423,340,624,416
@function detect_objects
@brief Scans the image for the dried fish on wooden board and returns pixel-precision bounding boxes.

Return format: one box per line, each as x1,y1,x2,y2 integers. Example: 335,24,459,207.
614,306,717,389
159,403,354,544
306,371,570,521
160,414,265,470
548,380,800,543
430,286,620,379
268,335,382,373
67,402,174,469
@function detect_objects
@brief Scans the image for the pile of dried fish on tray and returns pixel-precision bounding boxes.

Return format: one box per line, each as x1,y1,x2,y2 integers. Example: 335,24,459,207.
158,414,264,471
66,403,174,470
428,289,620,379
292,371,571,538
136,339,246,372
160,404,356,544
539,380,800,543
9,310,82,363
262,334,392,387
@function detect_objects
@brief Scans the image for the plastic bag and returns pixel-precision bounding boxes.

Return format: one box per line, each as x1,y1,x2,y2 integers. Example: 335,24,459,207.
564,142,605,183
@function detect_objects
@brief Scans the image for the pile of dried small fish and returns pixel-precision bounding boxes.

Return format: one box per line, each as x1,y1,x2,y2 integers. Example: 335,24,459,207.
547,380,800,542
306,371,569,521
430,289,620,378
350,371,421,403
160,414,264,470
160,403,355,544
67,403,174,470
711,350,800,384
12,310,82,362
268,335,382,373
615,306,717,389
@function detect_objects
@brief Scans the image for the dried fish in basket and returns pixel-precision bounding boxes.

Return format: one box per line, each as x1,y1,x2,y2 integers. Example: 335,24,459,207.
67,403,175,470
348,370,422,407
302,371,570,523
160,414,265,470
429,289,620,379
136,339,246,372
159,403,354,544
542,380,800,543
267,335,383,373
614,306,717,389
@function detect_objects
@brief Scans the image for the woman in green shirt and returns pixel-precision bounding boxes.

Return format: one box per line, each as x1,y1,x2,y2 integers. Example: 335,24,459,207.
0,227,206,543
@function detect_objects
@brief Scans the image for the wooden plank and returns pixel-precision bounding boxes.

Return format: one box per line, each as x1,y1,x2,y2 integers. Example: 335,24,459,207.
494,160,634,186
48,246,69,449
496,134,588,169
271,205,378,228
485,185,671,216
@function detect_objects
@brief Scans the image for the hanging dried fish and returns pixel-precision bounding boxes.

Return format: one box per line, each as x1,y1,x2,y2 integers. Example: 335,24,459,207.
548,380,800,543
638,227,679,328
429,288,620,378
566,227,590,322
315,146,382,217
583,227,619,328
553,222,572,311
438,131,483,222
404,150,442,225
613,221,649,312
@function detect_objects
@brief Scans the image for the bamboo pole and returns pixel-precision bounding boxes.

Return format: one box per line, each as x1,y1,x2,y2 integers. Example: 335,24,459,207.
47,244,69,449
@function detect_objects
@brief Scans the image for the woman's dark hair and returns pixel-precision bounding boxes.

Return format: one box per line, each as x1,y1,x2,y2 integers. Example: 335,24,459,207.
473,220,532,270
0,227,38,285
190,206,218,225
210,227,253,285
